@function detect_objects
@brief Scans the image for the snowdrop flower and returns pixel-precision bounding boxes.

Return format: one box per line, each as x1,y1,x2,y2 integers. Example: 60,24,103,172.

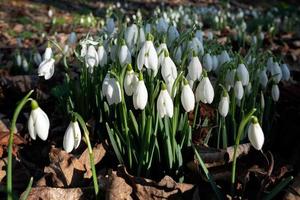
33,51,42,66
207,31,213,40
225,69,236,90
68,32,77,45
271,84,279,102
125,24,138,52
259,70,268,88
203,53,213,72
188,37,204,56
212,55,219,71
237,63,249,86
63,45,69,54
110,43,118,62
218,90,229,117
102,74,122,105
124,64,138,96
38,58,55,80
167,25,179,45
133,72,148,110
245,83,252,96
281,63,290,81
16,53,22,66
267,57,274,72
271,62,282,83
188,52,202,81
48,9,53,18
161,51,177,85
195,30,203,44
218,50,230,66
85,45,99,73
157,17,168,33
22,57,29,72
157,82,174,118
80,43,87,57
195,71,214,104
119,40,132,66
145,23,151,34
157,42,168,69
138,27,146,49
63,121,81,153
248,117,264,150
28,100,50,141
137,33,158,75
234,80,244,100
181,79,195,112
106,18,115,34
97,45,108,67
43,47,53,60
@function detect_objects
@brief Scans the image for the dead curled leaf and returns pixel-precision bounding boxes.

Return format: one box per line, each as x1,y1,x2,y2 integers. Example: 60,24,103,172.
105,166,195,200
37,144,106,188
22,187,85,200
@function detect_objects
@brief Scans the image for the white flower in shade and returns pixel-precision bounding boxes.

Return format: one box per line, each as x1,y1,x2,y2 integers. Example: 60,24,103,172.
234,80,244,100
22,58,29,72
145,23,151,34
237,63,249,86
218,94,229,117
68,32,77,45
106,18,115,34
119,40,132,66
133,73,148,110
43,47,53,60
102,74,122,105
195,30,203,44
212,55,219,71
110,44,118,62
63,121,81,153
167,25,179,45
218,50,230,66
28,100,50,141
161,51,177,84
63,45,69,54
225,69,236,90
38,58,55,80
245,83,252,96
157,43,168,69
203,53,212,72
267,57,274,72
259,70,268,88
16,53,22,66
98,45,108,67
166,77,175,95
181,79,195,112
186,75,194,89
48,9,53,18
207,31,213,40
124,64,138,96
33,52,42,66
188,54,202,81
157,17,168,33
248,117,264,150
271,84,279,102
174,46,182,64
195,72,214,104
271,62,282,83
157,83,174,118
138,27,146,50
188,37,204,56
85,45,99,73
137,33,158,75
125,24,138,52
281,63,290,81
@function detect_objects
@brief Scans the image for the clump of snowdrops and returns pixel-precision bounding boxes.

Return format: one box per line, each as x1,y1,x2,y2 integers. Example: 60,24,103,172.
8,5,294,199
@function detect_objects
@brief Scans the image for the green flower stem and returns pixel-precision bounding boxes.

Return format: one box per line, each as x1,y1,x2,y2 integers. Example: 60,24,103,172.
72,112,99,197
192,102,199,129
231,108,256,192
7,90,34,200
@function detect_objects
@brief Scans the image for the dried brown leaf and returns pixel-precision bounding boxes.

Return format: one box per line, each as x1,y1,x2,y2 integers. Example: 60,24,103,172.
22,187,84,200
